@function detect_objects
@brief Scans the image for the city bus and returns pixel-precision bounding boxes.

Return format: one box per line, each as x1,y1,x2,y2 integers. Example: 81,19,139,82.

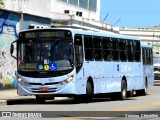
153,63,160,85
10,28,154,103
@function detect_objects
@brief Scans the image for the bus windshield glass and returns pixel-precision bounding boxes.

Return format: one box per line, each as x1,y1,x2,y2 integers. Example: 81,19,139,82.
17,39,74,73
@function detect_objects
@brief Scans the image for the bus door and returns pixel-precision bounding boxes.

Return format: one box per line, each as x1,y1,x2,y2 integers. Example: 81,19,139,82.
74,34,85,94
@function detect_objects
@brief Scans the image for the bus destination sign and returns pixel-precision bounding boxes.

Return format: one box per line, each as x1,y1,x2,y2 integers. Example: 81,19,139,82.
20,30,71,39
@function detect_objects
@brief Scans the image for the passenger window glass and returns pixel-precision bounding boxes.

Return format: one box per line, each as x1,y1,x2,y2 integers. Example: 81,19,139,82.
103,37,112,61
103,37,111,49
134,41,141,62
94,37,103,61
94,37,102,49
127,40,134,61
119,39,127,61
111,38,119,61
84,36,94,61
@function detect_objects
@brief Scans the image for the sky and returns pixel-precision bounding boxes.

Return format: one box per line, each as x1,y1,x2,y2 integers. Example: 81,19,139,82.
100,0,160,28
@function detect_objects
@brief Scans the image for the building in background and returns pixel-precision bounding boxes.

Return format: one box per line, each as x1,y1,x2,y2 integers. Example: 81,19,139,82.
120,26,160,64
0,0,119,89
3,0,100,20
3,0,119,32
0,0,52,89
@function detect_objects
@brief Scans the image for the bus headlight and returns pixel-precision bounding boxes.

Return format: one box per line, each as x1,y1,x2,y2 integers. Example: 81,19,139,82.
17,77,23,83
58,75,74,85
17,76,30,86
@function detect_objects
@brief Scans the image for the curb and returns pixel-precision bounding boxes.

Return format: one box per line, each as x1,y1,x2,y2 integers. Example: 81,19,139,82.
0,99,36,106
0,97,68,106
0,100,7,105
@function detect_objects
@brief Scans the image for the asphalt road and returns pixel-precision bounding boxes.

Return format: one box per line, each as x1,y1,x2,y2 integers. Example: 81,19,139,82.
0,85,160,119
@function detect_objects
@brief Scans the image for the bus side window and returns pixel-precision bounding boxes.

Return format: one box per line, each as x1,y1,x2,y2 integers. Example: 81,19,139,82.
150,49,153,65
127,40,134,61
94,36,103,61
143,47,153,65
74,34,83,73
142,48,146,65
134,41,141,62
111,38,119,61
84,35,94,61
119,39,127,61
103,37,112,61
146,49,149,64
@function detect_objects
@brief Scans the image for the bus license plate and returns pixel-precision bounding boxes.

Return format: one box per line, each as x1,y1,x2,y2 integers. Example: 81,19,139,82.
39,87,48,91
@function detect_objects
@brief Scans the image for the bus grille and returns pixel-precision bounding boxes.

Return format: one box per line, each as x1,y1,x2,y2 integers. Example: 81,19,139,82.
30,82,59,86
31,88,57,93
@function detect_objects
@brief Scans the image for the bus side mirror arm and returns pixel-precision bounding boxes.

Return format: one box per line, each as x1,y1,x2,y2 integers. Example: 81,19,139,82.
10,40,17,59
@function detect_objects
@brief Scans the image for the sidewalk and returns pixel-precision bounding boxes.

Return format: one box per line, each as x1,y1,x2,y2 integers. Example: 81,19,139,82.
0,89,68,105
0,89,35,105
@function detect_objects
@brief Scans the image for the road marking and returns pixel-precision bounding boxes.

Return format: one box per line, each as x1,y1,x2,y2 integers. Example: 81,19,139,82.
112,101,160,111
58,101,160,120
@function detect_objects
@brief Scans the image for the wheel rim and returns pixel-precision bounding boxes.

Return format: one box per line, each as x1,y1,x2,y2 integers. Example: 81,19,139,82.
122,81,127,98
144,81,147,94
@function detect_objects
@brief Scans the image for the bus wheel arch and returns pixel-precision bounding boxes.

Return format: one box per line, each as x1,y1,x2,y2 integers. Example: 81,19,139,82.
136,77,148,96
122,76,127,86
143,77,148,95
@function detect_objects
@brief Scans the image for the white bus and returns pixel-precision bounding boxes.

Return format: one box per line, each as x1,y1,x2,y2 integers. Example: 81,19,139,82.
153,63,160,85
10,28,154,103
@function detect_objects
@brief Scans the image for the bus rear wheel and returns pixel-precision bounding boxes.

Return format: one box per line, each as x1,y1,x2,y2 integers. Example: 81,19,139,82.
137,80,147,96
119,80,127,100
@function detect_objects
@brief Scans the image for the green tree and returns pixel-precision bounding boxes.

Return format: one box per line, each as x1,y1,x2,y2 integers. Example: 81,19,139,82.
0,0,4,7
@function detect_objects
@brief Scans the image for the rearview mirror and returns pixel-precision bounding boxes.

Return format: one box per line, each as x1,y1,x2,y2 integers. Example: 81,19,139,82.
10,40,17,59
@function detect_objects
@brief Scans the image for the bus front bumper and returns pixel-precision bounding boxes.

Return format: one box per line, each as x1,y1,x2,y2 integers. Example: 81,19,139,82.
17,81,76,96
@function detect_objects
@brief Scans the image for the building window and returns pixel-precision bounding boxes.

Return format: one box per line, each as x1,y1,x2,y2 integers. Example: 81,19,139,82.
89,0,97,12
68,0,78,6
79,0,88,9
60,0,97,12
61,0,68,2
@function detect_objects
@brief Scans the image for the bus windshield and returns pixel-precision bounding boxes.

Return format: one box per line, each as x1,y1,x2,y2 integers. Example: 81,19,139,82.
18,39,74,73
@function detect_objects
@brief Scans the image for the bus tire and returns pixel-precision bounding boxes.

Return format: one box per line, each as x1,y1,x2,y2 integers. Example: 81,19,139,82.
85,81,93,102
137,80,147,96
119,80,127,100
36,96,45,104
142,80,147,95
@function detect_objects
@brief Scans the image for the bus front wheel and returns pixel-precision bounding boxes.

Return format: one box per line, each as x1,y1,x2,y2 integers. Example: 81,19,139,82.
85,81,93,102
